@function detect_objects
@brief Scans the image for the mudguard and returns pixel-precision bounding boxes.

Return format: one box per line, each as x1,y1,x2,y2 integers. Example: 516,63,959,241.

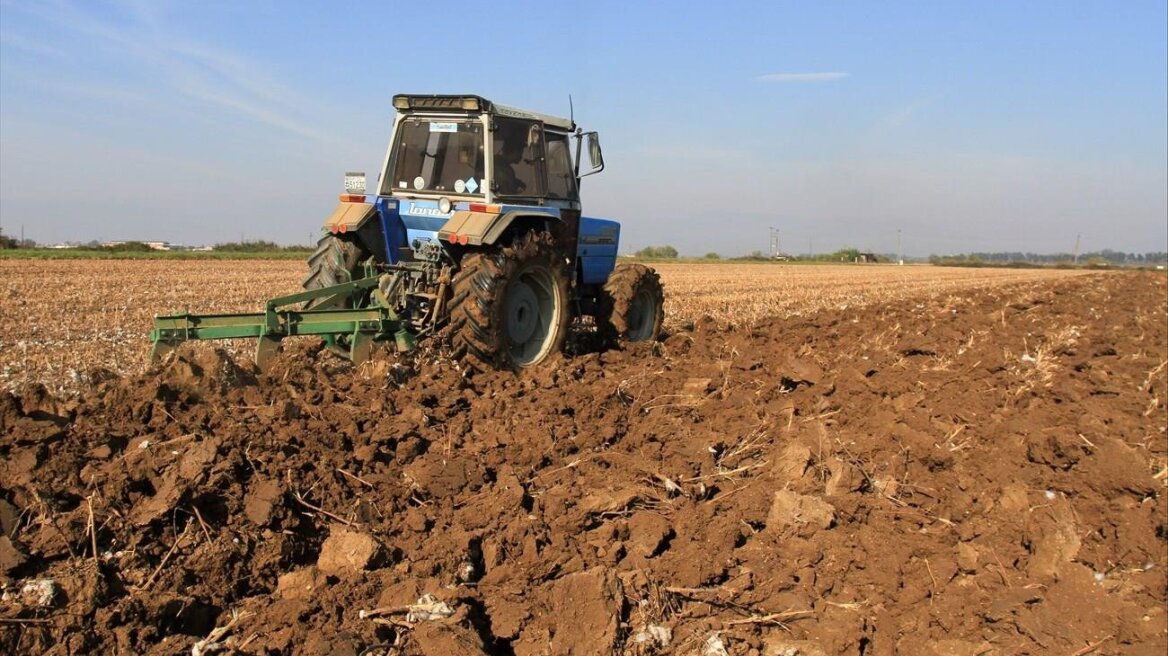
437,210,557,246
322,201,377,234
577,217,619,284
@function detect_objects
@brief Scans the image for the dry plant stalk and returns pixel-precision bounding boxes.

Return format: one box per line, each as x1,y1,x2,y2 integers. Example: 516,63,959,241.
86,495,98,565
138,521,192,592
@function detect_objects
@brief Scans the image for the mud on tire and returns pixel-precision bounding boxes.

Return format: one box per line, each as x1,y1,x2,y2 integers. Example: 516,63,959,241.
301,234,367,310
449,231,572,371
601,262,665,343
301,234,370,358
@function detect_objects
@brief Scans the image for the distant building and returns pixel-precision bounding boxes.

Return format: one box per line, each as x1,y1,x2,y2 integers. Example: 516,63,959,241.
101,240,172,251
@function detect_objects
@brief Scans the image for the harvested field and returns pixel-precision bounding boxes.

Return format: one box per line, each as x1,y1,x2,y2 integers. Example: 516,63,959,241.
1,263,1166,655
0,258,1086,395
652,262,1084,326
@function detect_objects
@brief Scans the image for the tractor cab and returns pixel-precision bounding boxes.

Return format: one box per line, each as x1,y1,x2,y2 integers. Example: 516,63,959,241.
378,94,602,209
350,94,612,282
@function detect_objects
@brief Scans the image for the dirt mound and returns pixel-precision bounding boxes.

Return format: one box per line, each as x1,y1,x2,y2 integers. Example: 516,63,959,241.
1,272,1165,655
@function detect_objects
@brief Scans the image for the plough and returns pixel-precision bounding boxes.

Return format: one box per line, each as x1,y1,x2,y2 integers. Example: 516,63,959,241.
149,276,415,370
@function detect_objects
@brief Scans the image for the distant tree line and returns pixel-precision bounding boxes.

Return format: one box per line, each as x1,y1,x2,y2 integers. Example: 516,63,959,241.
212,240,312,253
0,234,314,252
100,241,155,252
0,232,35,249
735,251,772,261
634,245,679,259
929,250,1167,266
733,247,874,262
630,245,885,262
59,241,157,252
809,248,869,262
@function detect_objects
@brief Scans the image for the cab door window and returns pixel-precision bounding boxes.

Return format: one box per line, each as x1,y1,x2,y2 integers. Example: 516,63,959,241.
492,118,546,198
545,133,578,200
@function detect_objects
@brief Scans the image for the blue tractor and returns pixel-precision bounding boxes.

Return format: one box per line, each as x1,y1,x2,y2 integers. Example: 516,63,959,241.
150,94,664,370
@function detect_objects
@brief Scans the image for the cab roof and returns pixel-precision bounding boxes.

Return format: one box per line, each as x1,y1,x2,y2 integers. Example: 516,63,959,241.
392,94,575,132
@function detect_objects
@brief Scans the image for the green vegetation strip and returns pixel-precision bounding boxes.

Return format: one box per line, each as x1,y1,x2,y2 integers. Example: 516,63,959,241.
0,249,310,260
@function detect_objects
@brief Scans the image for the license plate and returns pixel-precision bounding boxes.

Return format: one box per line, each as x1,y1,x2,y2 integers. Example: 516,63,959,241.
344,171,366,194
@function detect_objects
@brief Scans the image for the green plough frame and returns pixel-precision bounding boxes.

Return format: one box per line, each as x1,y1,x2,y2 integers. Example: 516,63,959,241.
149,276,415,370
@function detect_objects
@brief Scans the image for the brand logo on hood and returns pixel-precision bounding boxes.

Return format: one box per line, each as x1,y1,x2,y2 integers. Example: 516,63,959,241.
406,201,453,217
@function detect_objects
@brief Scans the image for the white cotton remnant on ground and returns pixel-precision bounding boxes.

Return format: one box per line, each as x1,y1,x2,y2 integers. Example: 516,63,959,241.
20,578,57,607
631,624,672,647
407,594,455,622
704,632,730,656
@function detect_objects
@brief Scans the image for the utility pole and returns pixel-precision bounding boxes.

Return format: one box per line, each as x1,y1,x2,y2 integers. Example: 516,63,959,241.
1072,233,1081,264
897,228,903,265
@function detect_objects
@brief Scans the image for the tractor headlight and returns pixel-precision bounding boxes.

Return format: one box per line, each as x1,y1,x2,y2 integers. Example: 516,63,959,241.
438,197,452,214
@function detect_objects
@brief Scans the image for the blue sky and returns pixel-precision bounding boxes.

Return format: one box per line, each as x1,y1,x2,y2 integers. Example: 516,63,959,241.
1,0,1165,256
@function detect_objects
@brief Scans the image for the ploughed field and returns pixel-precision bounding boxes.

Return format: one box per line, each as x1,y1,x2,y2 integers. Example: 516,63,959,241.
0,259,1086,395
1,260,1166,655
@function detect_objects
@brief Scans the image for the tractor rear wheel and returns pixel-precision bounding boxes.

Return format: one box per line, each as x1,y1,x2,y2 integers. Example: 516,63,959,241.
449,232,571,371
302,234,370,359
302,234,367,310
601,263,665,342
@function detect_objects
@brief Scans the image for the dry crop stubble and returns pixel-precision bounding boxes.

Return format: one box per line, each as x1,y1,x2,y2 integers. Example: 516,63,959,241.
653,262,1087,327
0,258,1089,394
1,259,301,394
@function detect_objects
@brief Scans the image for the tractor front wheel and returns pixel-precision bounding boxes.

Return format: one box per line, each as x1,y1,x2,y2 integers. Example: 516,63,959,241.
601,263,665,343
449,232,571,371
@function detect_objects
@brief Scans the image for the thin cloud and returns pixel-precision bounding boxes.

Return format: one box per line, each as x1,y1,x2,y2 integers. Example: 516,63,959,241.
630,145,754,163
757,72,848,83
0,31,69,59
8,0,334,141
177,82,332,142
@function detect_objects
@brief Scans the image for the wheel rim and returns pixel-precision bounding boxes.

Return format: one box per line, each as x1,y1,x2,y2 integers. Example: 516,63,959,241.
626,287,659,341
503,266,559,365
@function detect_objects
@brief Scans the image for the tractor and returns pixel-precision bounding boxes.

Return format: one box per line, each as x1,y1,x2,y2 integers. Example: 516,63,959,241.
150,94,664,371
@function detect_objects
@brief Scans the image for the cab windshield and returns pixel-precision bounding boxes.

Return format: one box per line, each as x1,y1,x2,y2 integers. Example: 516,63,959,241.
387,119,485,196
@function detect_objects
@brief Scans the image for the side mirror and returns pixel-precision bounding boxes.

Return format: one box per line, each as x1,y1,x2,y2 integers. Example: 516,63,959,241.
576,131,605,179
587,133,604,169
